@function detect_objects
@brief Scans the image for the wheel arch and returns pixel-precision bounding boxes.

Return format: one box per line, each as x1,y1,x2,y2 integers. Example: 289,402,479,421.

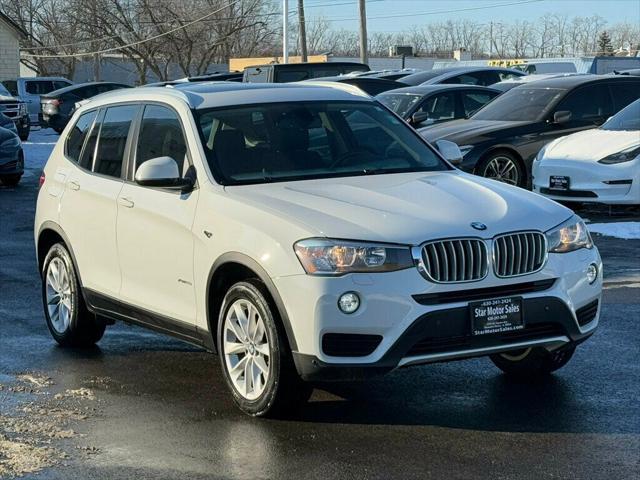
36,222,81,283
206,252,298,355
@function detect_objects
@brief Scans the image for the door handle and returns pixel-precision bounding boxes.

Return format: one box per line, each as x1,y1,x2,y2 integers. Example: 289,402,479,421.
118,196,134,208
68,180,80,191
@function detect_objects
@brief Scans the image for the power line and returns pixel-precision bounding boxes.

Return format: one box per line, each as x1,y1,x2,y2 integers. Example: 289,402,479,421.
22,0,243,58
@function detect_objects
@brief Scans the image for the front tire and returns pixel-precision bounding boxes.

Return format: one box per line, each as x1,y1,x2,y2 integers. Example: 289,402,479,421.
218,280,311,416
42,243,105,347
476,151,524,187
490,346,575,377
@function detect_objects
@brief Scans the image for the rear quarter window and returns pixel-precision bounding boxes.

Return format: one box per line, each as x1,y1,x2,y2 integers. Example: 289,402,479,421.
66,110,98,163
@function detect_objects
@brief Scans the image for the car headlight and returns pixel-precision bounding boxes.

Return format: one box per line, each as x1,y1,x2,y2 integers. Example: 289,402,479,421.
459,145,473,157
294,238,413,275
598,145,640,164
535,143,550,162
546,215,593,253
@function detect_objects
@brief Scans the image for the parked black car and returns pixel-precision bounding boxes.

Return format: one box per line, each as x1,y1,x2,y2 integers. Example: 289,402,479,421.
419,75,640,187
376,84,501,127
243,62,370,83
399,66,525,87
0,82,29,140
40,81,131,132
0,126,24,186
305,75,406,95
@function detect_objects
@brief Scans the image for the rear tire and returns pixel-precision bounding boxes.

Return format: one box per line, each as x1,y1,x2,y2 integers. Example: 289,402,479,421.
41,243,105,347
490,346,575,377
0,174,21,186
218,280,311,417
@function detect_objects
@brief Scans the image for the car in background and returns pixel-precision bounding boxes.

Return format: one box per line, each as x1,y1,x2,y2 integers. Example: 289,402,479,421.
512,62,577,74
533,99,640,205
40,82,131,133
419,75,640,187
1,77,72,125
354,68,421,81
399,67,525,87
187,72,243,82
0,82,30,141
492,73,588,92
377,84,501,128
305,76,406,96
243,62,370,83
0,126,24,186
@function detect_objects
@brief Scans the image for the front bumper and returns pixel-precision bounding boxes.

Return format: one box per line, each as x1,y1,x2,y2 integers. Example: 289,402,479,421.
533,159,640,205
275,246,602,381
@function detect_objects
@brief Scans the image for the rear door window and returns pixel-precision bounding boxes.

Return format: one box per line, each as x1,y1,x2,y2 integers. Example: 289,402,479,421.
66,110,97,163
93,105,138,178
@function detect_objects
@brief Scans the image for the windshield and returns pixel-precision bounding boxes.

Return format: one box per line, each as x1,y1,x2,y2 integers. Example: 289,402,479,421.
195,101,448,185
0,83,11,97
472,87,564,121
376,93,422,117
601,100,640,131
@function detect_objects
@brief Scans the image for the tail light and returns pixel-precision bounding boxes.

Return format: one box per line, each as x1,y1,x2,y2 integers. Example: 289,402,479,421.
38,172,45,189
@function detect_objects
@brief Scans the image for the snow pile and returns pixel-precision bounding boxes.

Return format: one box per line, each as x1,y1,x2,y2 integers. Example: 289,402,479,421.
21,128,58,178
588,222,640,240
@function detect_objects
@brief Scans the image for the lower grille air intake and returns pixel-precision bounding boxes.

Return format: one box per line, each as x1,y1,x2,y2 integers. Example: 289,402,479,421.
576,300,599,326
322,333,382,357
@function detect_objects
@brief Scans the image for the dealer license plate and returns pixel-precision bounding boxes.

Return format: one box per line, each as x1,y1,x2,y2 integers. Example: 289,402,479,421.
470,296,523,336
549,176,570,190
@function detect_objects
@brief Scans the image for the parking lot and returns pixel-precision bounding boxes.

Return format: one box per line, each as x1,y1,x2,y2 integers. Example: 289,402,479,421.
0,129,638,479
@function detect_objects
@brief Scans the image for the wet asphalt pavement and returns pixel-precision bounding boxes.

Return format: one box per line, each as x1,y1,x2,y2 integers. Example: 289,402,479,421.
1,134,639,479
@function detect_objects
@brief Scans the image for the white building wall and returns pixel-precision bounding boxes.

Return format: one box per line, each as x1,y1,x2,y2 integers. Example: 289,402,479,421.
0,23,21,80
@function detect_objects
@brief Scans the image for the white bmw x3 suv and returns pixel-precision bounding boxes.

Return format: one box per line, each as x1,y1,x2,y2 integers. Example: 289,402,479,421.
35,82,602,416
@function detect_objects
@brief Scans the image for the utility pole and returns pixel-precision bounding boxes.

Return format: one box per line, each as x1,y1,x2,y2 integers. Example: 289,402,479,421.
358,0,368,64
283,0,289,63
298,0,308,62
93,53,101,82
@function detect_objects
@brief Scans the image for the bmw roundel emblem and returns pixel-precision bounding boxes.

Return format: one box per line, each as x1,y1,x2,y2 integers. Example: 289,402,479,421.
471,222,487,231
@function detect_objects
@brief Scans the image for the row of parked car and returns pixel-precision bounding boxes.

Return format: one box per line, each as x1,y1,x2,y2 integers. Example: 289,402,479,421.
1,62,639,205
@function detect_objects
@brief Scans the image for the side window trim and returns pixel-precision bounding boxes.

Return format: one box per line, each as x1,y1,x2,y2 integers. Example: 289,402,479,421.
126,101,196,192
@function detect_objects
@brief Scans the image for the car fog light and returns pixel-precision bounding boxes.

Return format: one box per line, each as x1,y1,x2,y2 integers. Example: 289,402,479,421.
587,263,598,284
338,292,360,314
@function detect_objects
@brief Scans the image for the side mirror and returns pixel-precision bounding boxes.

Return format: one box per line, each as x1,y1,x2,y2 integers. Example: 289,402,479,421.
135,156,194,192
435,139,463,165
410,111,429,125
553,110,572,124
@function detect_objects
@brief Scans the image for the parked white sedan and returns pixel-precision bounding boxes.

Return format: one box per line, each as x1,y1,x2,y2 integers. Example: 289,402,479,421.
533,99,640,205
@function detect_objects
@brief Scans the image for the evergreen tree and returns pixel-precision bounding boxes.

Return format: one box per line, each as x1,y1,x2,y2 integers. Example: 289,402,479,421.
597,31,615,56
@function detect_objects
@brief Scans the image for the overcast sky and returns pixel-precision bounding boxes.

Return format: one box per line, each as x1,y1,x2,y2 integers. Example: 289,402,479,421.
296,0,640,33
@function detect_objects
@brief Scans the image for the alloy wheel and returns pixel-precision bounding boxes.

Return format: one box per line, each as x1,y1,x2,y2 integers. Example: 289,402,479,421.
45,257,73,334
483,156,520,185
223,299,271,400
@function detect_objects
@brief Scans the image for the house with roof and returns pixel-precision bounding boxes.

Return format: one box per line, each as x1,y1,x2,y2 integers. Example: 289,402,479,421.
0,11,28,81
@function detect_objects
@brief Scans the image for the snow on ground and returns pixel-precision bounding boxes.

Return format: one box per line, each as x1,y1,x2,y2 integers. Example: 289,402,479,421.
588,222,640,240
21,128,58,179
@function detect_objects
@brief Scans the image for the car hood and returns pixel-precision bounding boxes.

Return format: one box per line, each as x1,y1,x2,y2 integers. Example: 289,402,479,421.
225,171,571,245
543,128,640,162
419,119,530,144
